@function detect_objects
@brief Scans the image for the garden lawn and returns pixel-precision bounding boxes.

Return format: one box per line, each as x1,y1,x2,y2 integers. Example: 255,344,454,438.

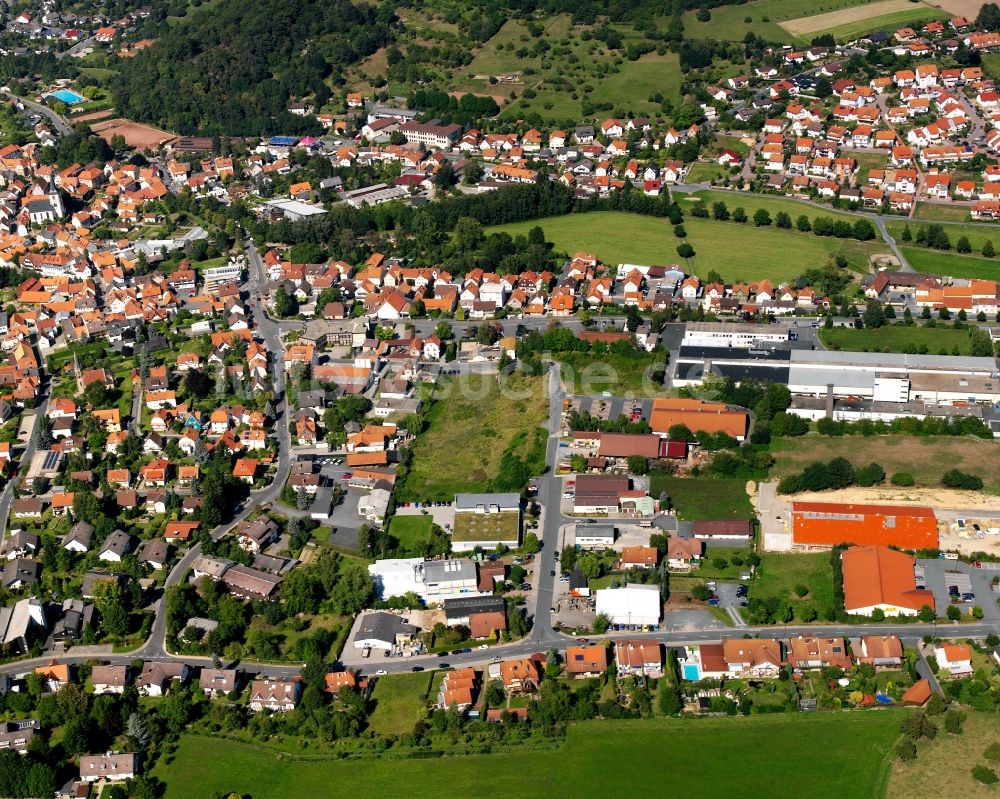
819,324,974,355
985,52,1000,82
157,713,902,799
692,547,753,579
750,551,835,610
400,372,548,501
648,473,754,521
900,247,1000,281
769,435,1000,490
386,514,434,551
367,672,434,735
488,211,886,282
686,161,732,184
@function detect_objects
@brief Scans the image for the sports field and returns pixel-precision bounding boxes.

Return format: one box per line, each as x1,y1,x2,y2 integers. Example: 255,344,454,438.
156,713,902,799
399,373,548,501
488,211,886,283
770,435,1000,489
819,325,974,355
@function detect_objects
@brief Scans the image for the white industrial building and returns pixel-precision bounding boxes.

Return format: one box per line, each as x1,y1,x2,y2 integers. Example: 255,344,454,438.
675,347,1000,404
574,523,616,550
368,557,481,603
595,583,662,627
682,321,792,348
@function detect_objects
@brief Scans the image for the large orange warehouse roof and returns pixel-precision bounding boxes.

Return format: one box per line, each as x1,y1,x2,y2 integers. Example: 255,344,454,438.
792,502,938,549
649,398,749,440
841,545,935,614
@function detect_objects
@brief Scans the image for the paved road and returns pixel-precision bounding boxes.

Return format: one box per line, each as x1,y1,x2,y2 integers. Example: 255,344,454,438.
56,36,96,60
4,93,72,136
0,381,51,549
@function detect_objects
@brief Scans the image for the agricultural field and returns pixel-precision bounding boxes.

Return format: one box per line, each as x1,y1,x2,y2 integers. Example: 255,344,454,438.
400,372,548,501
886,712,1000,799
156,714,903,799
750,551,836,610
780,0,940,40
489,211,886,283
648,473,755,520
367,672,435,735
769,435,1000,490
822,4,947,41
900,247,1000,281
680,0,879,43
819,325,975,355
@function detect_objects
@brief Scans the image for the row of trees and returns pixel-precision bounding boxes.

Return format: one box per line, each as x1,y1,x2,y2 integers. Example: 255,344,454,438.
777,458,885,495
692,200,877,241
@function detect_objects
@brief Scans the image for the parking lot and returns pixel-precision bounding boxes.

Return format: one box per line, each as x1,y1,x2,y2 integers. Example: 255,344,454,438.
918,559,1000,620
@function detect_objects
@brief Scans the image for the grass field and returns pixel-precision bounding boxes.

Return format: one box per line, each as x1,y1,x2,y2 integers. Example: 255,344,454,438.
557,350,666,395
887,220,1000,254
156,713,902,799
852,151,888,186
900,247,1000,280
770,435,1000,490
680,0,881,42
648,473,754,520
886,712,1000,799
488,211,886,283
687,189,868,224
386,515,434,552
400,373,548,501
912,202,972,222
985,52,1000,82
751,551,836,609
819,324,974,355
686,161,732,184
368,672,433,735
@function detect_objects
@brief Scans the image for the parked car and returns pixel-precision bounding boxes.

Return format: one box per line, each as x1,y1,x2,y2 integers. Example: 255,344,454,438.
410,666,424,672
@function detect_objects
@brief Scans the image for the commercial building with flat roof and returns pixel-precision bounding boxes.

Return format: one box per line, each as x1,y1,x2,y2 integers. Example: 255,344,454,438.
595,583,662,626
649,397,749,441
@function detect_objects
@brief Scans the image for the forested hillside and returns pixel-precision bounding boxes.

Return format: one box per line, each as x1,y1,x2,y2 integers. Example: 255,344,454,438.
112,0,397,136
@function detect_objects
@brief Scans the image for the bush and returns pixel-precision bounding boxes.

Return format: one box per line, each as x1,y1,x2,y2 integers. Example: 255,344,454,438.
973,766,998,785
984,742,1000,762
942,469,984,490
891,471,915,486
896,738,917,762
855,462,885,487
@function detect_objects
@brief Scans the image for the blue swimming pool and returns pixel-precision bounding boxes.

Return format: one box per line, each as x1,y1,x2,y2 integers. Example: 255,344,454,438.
683,663,700,681
47,89,85,105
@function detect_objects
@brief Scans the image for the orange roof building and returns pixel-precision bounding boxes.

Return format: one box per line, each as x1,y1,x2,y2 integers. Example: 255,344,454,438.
649,397,749,441
792,502,938,550
842,545,936,616
564,644,608,676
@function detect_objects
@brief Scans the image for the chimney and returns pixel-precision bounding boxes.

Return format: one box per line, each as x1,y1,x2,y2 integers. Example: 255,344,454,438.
825,384,834,418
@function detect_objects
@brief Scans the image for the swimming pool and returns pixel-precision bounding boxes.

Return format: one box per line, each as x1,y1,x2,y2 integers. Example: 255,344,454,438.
683,663,700,681
47,89,85,105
